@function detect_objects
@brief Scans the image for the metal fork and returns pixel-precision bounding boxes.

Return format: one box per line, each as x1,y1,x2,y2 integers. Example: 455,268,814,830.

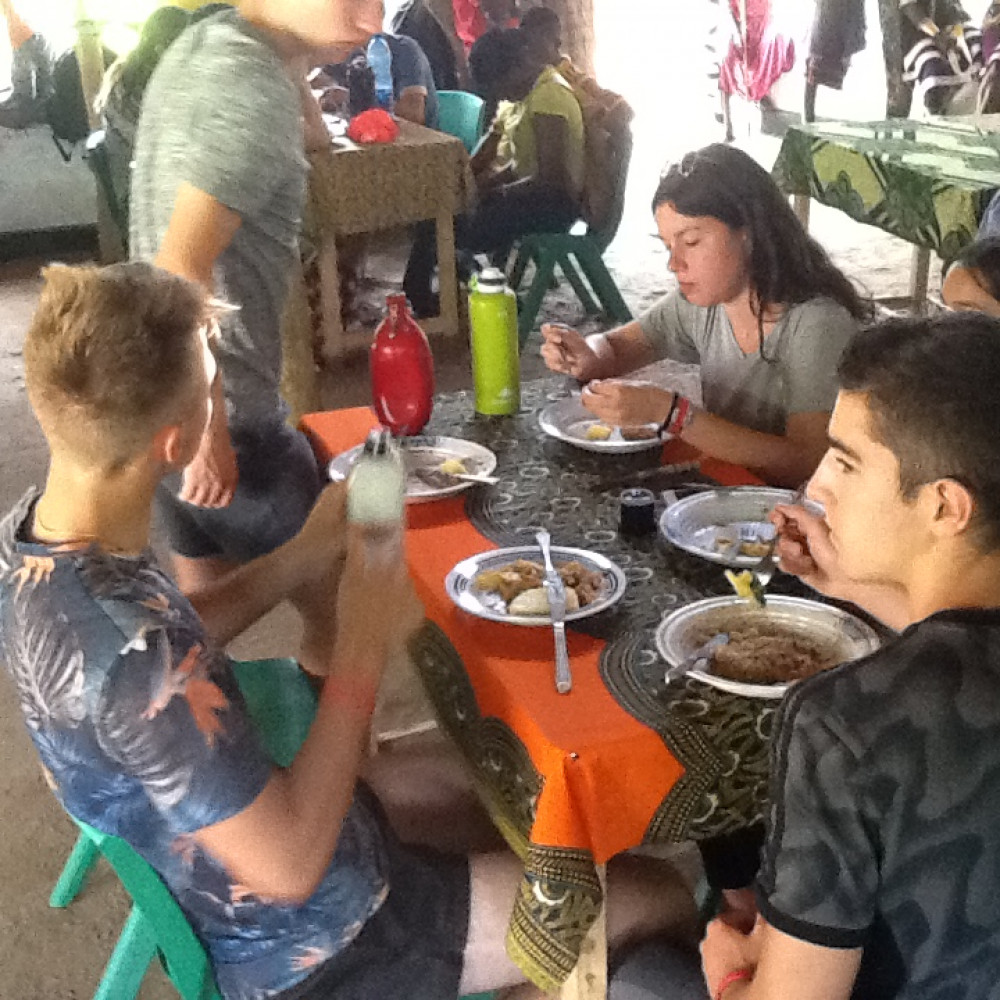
751,485,807,586
536,530,572,695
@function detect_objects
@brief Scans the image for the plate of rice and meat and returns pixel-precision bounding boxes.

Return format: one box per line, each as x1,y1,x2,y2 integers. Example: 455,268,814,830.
655,595,880,698
445,545,627,625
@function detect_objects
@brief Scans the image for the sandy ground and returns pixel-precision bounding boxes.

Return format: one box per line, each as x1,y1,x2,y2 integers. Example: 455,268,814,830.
0,127,934,999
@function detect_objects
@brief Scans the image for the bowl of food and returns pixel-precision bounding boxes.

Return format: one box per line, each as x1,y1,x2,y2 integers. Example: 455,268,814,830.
444,545,627,625
659,487,824,568
655,595,880,698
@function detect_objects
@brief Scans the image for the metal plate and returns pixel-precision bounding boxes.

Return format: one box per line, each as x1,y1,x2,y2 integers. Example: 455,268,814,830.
538,397,663,454
655,595,880,699
328,436,497,503
445,545,627,626
659,487,824,568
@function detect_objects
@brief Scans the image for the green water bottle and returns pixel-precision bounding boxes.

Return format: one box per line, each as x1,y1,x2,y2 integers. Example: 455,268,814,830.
468,267,520,416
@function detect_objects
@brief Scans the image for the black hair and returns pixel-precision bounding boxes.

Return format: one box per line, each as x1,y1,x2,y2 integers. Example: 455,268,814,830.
954,236,1000,301
652,144,872,360
838,312,1000,552
519,5,560,34
469,27,528,94
119,6,191,97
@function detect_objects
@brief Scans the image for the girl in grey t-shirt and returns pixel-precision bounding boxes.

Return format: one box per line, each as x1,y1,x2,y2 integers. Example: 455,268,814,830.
542,144,870,487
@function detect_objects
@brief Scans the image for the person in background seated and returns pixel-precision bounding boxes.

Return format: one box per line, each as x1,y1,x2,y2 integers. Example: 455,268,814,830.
320,0,438,128
4,260,701,1000
96,6,192,221
699,311,1000,1000
942,188,1000,314
391,0,460,91
404,26,583,317
319,0,439,128
542,144,869,488
941,235,1000,316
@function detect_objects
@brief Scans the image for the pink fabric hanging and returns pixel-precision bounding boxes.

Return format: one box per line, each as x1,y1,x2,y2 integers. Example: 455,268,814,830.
719,0,795,101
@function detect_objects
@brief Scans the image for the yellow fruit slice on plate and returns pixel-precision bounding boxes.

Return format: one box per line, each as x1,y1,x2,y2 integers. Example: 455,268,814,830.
724,569,766,607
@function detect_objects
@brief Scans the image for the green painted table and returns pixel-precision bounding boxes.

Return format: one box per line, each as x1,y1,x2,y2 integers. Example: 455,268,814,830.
772,118,1000,308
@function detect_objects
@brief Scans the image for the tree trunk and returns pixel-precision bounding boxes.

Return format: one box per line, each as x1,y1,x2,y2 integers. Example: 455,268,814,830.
547,0,595,76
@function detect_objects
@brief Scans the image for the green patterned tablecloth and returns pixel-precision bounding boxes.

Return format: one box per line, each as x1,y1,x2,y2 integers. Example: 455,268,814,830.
772,119,1000,260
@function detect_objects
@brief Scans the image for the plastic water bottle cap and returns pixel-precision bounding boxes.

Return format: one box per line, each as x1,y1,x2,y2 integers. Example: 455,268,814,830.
476,267,507,293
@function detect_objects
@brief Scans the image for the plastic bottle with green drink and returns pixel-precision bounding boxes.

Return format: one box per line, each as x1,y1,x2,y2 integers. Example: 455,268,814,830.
468,267,520,415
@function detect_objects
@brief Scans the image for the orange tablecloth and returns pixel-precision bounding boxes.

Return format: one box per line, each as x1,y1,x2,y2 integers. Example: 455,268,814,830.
301,407,760,861
301,398,764,988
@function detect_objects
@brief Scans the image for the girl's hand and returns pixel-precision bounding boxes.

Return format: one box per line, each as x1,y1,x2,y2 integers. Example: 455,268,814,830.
580,380,673,429
540,323,601,380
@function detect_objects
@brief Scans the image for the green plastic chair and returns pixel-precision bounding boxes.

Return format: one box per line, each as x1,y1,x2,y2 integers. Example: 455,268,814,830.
436,89,486,153
508,120,634,345
50,658,318,999
50,658,494,1000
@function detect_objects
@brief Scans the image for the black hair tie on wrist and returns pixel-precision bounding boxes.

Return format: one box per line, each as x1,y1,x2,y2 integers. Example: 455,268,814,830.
659,394,680,439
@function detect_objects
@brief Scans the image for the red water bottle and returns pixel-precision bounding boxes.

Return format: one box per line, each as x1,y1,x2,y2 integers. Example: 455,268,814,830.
370,294,435,435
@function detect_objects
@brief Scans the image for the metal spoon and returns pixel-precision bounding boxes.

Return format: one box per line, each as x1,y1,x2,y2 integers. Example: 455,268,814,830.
664,633,730,686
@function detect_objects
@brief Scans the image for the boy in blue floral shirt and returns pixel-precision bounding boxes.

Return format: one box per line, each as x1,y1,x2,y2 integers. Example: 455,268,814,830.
1,262,696,1000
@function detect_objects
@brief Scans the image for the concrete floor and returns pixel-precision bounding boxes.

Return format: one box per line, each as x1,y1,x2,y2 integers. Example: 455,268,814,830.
0,129,930,997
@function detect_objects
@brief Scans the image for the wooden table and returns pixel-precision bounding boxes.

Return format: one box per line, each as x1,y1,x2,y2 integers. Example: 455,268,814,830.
300,379,793,999
772,118,1000,311
281,120,472,419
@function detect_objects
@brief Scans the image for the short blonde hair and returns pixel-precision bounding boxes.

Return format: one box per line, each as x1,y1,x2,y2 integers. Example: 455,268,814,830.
24,262,212,466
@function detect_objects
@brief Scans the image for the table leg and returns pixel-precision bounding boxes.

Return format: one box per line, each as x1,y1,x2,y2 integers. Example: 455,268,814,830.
435,209,461,337
792,194,811,230
560,864,608,1000
317,237,346,360
279,257,321,422
909,245,931,313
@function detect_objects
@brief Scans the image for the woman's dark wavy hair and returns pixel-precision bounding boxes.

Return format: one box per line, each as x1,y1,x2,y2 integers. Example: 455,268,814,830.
652,144,872,348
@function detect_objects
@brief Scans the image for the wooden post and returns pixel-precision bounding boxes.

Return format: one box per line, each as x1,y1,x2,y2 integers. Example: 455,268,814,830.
74,0,103,132
74,0,122,261
909,245,931,313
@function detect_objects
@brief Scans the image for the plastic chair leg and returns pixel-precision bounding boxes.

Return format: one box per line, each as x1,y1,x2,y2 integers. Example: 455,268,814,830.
557,253,601,315
49,830,100,908
575,244,632,322
508,245,532,291
518,247,557,345
93,904,158,1000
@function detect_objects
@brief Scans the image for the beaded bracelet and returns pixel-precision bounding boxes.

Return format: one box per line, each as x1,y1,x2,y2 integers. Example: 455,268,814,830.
714,968,753,1000
659,394,695,438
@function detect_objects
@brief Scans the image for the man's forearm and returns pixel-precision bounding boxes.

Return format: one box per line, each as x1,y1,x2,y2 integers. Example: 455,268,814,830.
186,536,312,645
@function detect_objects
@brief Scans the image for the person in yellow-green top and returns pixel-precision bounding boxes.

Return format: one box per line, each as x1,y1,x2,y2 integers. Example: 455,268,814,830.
403,26,584,316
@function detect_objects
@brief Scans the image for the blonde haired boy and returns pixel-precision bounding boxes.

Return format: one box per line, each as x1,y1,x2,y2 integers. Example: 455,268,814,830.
4,262,697,1000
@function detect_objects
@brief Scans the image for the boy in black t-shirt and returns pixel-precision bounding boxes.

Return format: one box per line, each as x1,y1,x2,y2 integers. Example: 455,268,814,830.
701,312,1000,1000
